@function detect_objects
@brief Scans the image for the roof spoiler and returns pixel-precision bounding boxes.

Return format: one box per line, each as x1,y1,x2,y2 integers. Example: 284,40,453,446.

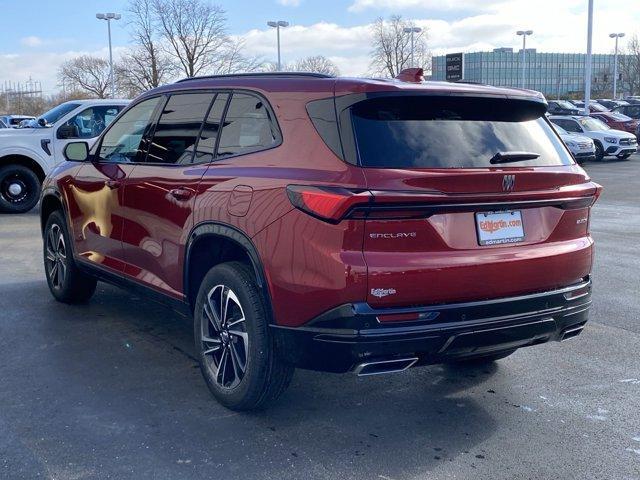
395,68,424,83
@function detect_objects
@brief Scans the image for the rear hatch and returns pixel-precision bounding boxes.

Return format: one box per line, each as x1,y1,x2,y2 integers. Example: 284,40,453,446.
347,94,600,309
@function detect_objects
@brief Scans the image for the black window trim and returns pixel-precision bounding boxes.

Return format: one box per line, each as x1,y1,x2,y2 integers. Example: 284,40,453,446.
91,88,282,167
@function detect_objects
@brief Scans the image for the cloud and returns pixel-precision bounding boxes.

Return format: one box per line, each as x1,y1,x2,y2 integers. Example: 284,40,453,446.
20,36,43,47
0,47,127,94
348,0,485,13
277,0,301,6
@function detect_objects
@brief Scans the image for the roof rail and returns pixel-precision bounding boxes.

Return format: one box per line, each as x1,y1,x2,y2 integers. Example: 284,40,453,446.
176,72,334,83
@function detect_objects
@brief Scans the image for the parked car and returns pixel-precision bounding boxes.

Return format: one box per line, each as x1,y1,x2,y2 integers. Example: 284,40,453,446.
549,115,638,160
0,115,36,128
0,99,128,213
589,111,640,138
552,124,596,163
41,71,601,411
624,96,640,105
547,100,581,116
612,104,640,120
571,101,609,113
595,99,629,110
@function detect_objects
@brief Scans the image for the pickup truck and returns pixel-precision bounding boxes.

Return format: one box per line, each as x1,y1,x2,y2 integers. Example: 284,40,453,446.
0,99,128,213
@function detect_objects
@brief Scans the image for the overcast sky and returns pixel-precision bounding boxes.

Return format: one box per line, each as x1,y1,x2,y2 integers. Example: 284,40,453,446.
1,0,638,94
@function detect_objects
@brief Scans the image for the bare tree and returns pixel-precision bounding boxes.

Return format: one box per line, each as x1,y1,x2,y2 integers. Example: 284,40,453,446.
118,0,176,95
293,55,340,76
215,38,264,74
591,68,613,98
619,35,640,96
153,0,229,78
58,56,111,98
370,16,430,78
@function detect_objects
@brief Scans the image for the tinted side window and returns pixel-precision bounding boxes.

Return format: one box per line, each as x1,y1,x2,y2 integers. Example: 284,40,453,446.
146,93,214,165
558,120,581,133
98,97,161,163
217,93,278,157
193,93,229,164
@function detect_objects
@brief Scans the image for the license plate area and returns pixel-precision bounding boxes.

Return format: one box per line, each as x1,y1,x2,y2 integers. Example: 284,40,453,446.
475,210,525,246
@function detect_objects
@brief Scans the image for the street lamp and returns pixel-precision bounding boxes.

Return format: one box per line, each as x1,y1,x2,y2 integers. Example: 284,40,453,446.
609,32,625,99
96,13,121,98
584,0,594,115
516,30,533,89
403,27,422,67
267,20,289,71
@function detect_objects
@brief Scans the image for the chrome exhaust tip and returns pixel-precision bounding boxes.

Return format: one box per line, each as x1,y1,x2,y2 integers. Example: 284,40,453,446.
353,357,419,376
560,324,585,341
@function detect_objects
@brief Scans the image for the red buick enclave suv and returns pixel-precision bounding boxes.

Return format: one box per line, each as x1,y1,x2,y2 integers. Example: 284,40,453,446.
40,70,601,410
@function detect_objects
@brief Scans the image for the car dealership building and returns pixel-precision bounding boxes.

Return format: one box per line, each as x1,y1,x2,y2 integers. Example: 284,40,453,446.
431,48,630,97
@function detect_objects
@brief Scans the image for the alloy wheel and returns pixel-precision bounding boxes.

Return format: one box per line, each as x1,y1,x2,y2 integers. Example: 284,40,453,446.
201,285,249,389
45,224,67,290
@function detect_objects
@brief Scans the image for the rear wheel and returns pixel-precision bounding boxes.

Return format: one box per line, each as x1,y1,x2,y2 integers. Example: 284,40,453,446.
0,164,41,213
447,349,516,366
43,211,97,303
593,141,605,161
194,261,294,411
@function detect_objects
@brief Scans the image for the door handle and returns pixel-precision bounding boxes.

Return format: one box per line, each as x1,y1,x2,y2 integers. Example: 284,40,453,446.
105,179,121,189
169,187,193,201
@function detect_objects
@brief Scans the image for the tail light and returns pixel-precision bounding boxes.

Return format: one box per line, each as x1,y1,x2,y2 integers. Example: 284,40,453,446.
286,185,443,222
286,185,372,223
287,183,604,223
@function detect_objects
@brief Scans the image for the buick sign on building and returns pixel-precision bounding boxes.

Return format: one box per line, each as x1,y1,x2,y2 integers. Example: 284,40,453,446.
445,53,464,81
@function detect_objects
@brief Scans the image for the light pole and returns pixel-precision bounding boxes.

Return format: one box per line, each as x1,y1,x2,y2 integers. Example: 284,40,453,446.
96,13,121,98
584,0,594,115
516,30,533,89
609,32,625,99
403,27,422,67
267,20,289,71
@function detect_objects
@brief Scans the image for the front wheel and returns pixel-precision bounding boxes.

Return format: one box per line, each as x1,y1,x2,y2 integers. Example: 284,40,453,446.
594,142,605,162
0,164,41,213
43,211,97,303
194,262,294,411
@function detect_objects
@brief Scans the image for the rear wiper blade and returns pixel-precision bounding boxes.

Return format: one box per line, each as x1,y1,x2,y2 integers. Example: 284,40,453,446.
489,151,540,164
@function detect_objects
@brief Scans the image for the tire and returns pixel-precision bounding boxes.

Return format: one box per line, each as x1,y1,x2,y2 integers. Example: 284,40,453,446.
43,211,97,303
593,141,605,161
194,261,294,411
0,164,41,213
447,349,516,366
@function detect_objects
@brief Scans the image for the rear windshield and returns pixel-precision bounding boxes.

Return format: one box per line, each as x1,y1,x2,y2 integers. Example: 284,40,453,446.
350,96,573,168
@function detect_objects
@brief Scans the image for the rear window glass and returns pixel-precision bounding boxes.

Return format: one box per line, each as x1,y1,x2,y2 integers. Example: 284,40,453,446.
350,96,573,168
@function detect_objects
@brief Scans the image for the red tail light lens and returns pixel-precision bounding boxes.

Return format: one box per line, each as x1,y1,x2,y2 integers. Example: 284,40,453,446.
286,185,372,223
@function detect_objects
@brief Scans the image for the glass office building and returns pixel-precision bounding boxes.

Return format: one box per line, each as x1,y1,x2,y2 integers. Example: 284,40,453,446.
432,48,628,98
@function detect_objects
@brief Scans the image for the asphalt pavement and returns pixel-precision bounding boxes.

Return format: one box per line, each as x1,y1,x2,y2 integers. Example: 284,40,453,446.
1,155,639,480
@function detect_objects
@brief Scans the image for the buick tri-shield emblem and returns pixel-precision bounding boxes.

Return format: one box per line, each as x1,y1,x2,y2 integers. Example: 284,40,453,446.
502,174,516,192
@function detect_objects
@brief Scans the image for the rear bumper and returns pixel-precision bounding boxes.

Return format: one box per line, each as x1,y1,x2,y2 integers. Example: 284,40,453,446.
271,277,592,373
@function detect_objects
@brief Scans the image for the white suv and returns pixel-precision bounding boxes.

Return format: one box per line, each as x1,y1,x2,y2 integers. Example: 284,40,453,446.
549,115,638,161
0,99,128,213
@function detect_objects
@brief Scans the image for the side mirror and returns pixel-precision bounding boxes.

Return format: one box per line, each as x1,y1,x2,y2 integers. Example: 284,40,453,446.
57,124,79,139
64,142,90,162
37,118,47,127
